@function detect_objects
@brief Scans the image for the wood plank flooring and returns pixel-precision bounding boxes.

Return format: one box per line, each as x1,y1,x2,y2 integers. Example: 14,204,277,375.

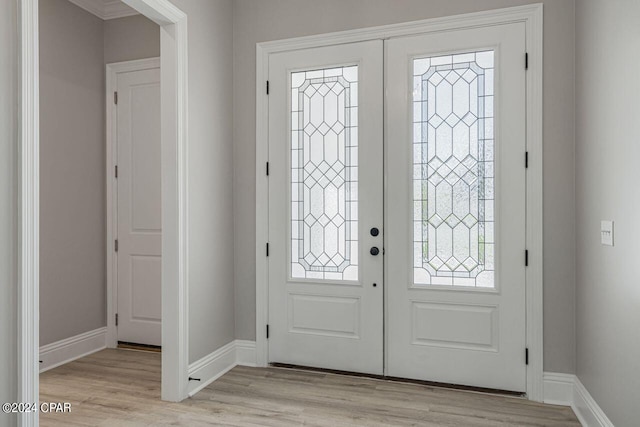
40,349,579,426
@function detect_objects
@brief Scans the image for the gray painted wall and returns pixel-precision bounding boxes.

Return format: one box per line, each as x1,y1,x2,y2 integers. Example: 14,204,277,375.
39,2,159,346
39,0,106,346
0,0,17,424
167,0,236,364
232,0,577,374
575,0,640,425
104,14,159,65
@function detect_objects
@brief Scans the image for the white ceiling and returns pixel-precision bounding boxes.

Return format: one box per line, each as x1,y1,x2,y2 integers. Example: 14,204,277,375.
67,0,139,20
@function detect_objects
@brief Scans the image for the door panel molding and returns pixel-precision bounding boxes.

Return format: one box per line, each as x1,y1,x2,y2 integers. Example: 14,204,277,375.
410,301,499,352
256,3,543,400
288,294,361,338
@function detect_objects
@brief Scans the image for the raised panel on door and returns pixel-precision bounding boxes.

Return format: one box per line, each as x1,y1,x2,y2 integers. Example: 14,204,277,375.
116,67,162,347
268,40,384,374
385,23,527,391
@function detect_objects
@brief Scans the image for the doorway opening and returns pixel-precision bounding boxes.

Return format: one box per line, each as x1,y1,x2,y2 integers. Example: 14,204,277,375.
19,0,190,424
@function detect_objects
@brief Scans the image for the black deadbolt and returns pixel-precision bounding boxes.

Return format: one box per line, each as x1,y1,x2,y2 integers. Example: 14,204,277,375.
370,247,380,256
370,227,380,237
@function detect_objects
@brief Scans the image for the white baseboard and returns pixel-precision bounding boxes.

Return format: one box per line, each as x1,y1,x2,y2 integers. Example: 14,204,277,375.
543,372,614,427
572,377,615,427
187,341,237,396
39,327,107,373
236,340,257,367
187,340,257,397
543,372,575,406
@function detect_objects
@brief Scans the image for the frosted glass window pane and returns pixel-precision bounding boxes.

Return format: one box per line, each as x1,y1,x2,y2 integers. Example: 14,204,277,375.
412,51,495,288
291,66,358,281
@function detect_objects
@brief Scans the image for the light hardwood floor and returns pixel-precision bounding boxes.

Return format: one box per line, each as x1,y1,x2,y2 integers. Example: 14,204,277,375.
40,349,579,426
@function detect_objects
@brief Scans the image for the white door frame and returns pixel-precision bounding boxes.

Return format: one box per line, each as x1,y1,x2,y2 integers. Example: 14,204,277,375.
255,3,544,401
106,56,161,349
19,0,189,424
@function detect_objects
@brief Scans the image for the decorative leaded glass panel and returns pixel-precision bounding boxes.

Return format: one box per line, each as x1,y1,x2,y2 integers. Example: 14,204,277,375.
412,51,495,288
291,66,358,281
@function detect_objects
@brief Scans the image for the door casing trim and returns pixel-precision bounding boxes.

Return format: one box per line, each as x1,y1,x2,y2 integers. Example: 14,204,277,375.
255,3,544,401
106,57,161,349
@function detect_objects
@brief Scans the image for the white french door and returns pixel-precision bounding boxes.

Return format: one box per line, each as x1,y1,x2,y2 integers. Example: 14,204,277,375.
386,24,527,392
267,23,527,391
268,41,384,374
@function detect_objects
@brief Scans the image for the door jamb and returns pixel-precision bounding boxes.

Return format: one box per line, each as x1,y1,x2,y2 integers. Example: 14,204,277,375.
255,3,544,401
106,57,161,349
18,1,189,424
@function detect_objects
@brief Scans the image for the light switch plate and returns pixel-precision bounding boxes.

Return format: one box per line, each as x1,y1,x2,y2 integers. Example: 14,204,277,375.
601,220,614,246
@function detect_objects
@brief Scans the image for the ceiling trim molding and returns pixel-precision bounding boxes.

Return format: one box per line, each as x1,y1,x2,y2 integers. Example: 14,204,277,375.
67,0,103,17
67,0,139,20
104,0,139,19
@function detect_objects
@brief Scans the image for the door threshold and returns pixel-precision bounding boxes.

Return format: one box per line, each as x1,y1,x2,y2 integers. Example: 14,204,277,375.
269,363,526,398
117,341,162,353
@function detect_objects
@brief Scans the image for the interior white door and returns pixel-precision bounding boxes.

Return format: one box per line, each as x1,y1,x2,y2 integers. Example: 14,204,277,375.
268,41,384,374
386,23,527,391
116,67,162,347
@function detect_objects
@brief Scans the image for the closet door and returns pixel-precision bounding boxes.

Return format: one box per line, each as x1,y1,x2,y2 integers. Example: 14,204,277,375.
116,66,162,346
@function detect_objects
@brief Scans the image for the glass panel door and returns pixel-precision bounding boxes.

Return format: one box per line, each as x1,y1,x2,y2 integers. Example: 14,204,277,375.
386,23,527,392
268,40,384,374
